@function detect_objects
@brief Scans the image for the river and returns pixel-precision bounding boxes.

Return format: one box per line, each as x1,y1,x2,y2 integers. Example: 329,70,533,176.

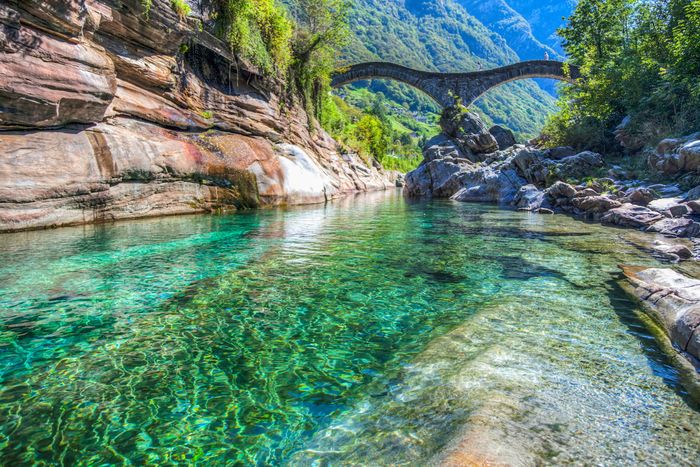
1,190,699,465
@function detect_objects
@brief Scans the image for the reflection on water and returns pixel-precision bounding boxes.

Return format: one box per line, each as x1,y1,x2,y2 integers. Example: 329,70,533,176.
0,191,698,465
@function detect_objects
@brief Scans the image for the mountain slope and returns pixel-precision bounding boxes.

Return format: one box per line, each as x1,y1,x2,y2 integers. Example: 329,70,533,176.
338,0,561,139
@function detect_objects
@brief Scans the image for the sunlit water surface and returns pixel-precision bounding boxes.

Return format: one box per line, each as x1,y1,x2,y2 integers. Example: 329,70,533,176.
1,191,699,465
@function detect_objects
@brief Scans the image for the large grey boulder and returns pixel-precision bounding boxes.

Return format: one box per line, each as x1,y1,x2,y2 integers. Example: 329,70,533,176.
450,166,526,205
647,218,700,238
648,197,685,213
601,203,665,228
679,140,700,172
422,134,463,163
404,159,464,198
552,151,605,181
621,266,700,370
546,181,577,199
489,125,516,151
513,184,546,211
440,107,498,156
508,146,549,185
572,195,622,214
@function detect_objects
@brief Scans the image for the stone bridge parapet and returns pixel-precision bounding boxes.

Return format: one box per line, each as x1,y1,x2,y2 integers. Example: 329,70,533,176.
330,60,580,107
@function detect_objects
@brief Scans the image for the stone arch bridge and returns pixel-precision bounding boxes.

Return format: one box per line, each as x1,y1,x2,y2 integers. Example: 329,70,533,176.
330,60,580,108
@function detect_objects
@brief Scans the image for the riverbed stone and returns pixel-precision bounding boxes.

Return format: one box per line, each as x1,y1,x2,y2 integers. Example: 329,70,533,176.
648,197,685,214
601,203,665,228
572,195,622,214
621,266,700,368
514,184,545,210
627,187,655,206
669,204,691,218
547,181,577,199
647,218,700,238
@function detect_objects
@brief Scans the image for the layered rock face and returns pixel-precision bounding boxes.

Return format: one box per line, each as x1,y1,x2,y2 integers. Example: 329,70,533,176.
0,0,393,232
622,266,700,371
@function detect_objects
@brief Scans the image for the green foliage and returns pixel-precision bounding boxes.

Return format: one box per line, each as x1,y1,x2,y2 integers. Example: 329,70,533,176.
287,0,351,117
543,0,700,150
319,93,428,172
206,0,293,75
141,0,152,18
171,0,191,19
200,110,214,119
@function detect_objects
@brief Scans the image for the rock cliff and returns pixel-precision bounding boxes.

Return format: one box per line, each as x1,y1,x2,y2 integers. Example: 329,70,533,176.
0,0,394,232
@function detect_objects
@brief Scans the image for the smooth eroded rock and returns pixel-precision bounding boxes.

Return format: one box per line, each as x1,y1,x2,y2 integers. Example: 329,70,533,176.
601,203,665,228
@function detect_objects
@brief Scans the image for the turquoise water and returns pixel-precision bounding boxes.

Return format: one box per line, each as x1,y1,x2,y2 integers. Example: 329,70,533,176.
0,191,699,465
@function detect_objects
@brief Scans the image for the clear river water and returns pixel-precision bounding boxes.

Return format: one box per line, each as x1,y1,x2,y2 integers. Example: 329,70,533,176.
1,190,699,465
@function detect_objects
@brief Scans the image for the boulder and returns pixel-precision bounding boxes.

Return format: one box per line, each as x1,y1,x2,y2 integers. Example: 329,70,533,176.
627,187,655,206
450,166,526,205
508,146,548,185
440,107,498,156
513,184,546,211
575,188,599,197
572,195,621,214
601,203,665,228
403,159,464,198
552,151,605,181
652,242,694,261
422,134,464,163
647,218,700,238
489,125,516,151
614,116,645,152
545,146,576,160
669,204,690,218
679,140,700,172
686,185,700,201
687,200,700,215
648,197,685,214
546,181,577,199
621,266,700,369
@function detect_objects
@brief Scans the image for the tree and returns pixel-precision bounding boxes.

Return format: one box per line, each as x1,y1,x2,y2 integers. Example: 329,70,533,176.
287,0,351,116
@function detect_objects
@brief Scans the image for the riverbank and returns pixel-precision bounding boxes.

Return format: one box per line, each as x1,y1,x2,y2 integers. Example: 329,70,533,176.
0,0,396,233
403,107,700,379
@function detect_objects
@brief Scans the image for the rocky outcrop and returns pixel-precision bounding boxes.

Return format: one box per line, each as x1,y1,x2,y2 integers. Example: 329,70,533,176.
621,266,700,371
405,112,700,262
439,107,498,160
489,125,516,151
649,133,700,176
0,0,393,232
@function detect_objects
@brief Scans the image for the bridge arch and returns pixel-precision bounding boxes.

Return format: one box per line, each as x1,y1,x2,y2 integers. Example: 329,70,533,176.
330,60,580,108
